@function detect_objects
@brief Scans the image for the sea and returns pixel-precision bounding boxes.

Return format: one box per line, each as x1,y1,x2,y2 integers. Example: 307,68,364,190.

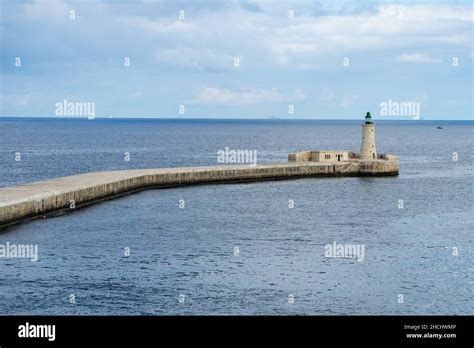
0,118,472,315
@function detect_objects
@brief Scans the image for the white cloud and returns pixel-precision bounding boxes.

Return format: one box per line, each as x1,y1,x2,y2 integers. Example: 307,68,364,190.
7,1,472,72
267,5,472,65
0,94,32,106
21,0,70,22
83,3,471,71
190,87,305,105
153,48,234,71
341,95,358,108
319,88,336,102
118,16,194,34
381,5,473,22
397,53,442,63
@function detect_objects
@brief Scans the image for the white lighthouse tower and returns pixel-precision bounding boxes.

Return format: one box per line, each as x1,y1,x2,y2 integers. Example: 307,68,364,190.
360,112,377,160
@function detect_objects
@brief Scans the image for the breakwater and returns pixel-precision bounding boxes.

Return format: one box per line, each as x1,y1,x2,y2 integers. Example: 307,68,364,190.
0,159,398,228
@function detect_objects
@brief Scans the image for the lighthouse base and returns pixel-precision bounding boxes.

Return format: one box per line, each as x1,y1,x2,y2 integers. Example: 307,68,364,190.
288,151,399,176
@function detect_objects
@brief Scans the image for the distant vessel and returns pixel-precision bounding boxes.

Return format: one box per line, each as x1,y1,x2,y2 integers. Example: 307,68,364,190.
437,126,443,129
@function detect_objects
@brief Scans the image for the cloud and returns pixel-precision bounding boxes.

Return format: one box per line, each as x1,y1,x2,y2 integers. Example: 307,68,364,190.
0,94,32,106
190,87,305,105
267,4,472,65
2,2,471,72
397,53,442,63
21,0,70,22
319,88,336,102
118,16,193,34
0,1,472,119
153,48,235,72
341,95,358,108
239,1,263,13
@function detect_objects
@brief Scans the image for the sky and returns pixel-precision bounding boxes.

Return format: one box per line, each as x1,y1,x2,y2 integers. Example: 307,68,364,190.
0,0,473,120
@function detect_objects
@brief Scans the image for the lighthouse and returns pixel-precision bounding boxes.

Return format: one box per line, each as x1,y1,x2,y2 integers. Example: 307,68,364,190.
360,112,377,160
288,110,398,174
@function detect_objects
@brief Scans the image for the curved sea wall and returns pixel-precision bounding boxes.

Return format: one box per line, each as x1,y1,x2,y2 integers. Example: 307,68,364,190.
0,160,398,228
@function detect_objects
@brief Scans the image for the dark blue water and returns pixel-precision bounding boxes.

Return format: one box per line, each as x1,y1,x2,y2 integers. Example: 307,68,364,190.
0,118,473,315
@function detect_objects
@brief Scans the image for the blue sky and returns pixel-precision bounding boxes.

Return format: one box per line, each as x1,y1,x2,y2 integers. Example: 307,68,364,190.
0,0,472,119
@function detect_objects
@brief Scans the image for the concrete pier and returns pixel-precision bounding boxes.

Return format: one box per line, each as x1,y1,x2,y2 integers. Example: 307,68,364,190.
0,160,398,228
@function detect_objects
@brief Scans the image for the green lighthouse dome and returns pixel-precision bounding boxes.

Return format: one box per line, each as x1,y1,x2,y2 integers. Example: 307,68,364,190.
365,112,373,124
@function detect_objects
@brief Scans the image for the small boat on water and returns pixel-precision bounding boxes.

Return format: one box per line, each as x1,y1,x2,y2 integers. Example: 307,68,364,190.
437,126,443,129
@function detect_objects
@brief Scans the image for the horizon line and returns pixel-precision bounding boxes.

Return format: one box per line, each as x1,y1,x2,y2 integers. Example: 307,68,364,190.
0,116,473,122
